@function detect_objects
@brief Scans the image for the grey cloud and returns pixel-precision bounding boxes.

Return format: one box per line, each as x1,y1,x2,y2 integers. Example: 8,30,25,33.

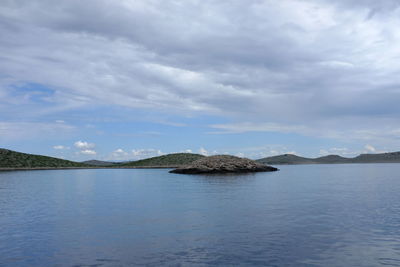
324,0,400,12
1,0,400,144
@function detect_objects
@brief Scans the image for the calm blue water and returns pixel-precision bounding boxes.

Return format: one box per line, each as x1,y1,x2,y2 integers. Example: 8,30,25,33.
1,164,400,266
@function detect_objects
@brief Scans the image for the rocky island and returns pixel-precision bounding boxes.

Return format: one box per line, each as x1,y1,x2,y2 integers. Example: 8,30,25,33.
170,155,278,174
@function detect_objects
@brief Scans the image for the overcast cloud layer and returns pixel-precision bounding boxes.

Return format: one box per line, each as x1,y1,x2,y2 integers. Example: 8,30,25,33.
1,0,400,159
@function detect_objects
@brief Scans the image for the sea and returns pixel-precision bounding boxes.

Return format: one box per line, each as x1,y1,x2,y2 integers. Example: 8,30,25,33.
1,164,400,266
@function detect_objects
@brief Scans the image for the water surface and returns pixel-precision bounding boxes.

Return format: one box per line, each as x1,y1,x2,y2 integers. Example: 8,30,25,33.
1,164,400,266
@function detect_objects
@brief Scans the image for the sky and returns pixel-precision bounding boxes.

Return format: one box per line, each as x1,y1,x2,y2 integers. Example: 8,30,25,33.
1,0,400,161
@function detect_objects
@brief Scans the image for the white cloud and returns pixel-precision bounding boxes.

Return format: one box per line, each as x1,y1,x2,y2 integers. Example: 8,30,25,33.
319,149,329,156
79,149,96,155
209,121,400,148
198,147,218,156
362,144,387,154
365,144,376,153
74,141,95,149
132,149,163,159
104,148,164,161
53,145,69,150
194,144,301,159
198,147,208,156
113,148,129,157
114,148,126,154
106,148,130,160
73,141,97,156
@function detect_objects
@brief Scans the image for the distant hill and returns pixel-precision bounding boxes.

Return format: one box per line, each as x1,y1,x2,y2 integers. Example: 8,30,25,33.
3,148,400,170
0,149,204,170
257,154,315,165
257,151,400,165
82,160,119,166
352,152,400,163
314,155,349,164
0,148,89,169
120,153,205,167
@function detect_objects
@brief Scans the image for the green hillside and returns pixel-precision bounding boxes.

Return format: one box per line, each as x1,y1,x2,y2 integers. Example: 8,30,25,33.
120,153,205,167
315,155,349,164
0,148,89,168
82,160,119,167
4,147,400,169
257,154,315,165
257,151,400,165
352,152,400,163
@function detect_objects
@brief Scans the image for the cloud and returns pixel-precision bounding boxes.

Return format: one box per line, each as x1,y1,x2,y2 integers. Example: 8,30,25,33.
79,149,96,155
2,0,400,148
109,148,129,160
74,141,95,149
132,149,163,159
198,147,208,156
104,148,165,161
198,147,218,156
362,144,386,154
365,144,376,153
209,121,400,148
194,144,302,159
53,145,69,150
73,141,96,156
114,148,126,154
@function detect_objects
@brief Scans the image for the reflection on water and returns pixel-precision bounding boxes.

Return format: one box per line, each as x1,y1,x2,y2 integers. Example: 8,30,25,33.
1,164,400,266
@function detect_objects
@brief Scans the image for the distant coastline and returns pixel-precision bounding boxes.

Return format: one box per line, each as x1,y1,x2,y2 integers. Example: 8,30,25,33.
0,166,180,171
257,152,400,165
2,148,400,171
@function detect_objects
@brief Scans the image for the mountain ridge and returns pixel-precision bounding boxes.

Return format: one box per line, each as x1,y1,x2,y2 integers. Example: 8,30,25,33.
0,148,90,169
2,148,400,170
119,153,205,167
82,160,120,167
257,151,400,165
0,149,204,170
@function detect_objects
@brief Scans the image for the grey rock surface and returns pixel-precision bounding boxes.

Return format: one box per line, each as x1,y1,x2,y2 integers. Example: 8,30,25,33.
170,155,278,174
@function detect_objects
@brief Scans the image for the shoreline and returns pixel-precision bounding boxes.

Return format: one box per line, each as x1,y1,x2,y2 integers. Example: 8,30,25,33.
258,161,400,165
0,166,178,171
2,162,400,172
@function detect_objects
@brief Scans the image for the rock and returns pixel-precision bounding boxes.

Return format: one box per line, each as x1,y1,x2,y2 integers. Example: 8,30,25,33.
169,155,278,174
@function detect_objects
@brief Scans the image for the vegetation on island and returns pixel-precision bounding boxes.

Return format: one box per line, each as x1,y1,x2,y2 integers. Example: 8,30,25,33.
82,160,120,167
0,149,205,170
3,147,400,170
257,154,315,165
119,153,205,167
257,152,400,165
0,148,89,169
